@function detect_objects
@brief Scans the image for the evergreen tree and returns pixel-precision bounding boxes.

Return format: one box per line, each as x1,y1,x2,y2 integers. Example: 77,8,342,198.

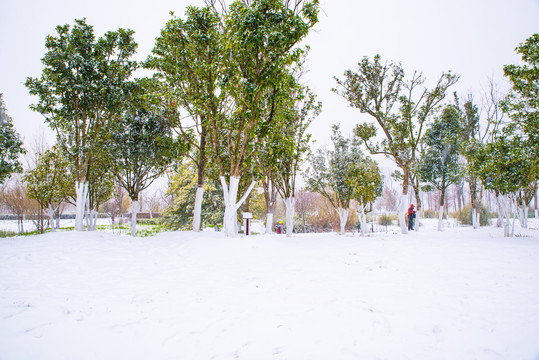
24,146,73,232
146,6,222,232
109,79,177,236
417,104,462,231
25,18,137,231
502,33,539,156
0,94,26,185
161,163,224,231
305,125,380,235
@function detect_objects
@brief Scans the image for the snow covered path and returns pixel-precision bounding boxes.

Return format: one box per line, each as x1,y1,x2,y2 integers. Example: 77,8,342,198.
1,224,539,359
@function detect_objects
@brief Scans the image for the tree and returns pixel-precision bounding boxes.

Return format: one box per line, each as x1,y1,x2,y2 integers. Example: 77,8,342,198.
473,135,537,236
110,80,176,236
161,163,224,231
257,73,321,236
502,33,539,156
0,94,26,185
348,154,383,236
333,55,458,233
203,0,319,237
417,104,462,231
24,146,73,232
25,18,137,231
146,6,222,232
305,125,377,235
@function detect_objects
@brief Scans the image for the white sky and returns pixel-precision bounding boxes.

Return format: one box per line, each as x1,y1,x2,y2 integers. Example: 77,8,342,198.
1,0,539,167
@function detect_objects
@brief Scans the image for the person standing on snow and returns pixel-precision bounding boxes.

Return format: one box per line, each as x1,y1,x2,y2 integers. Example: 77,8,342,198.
408,204,416,231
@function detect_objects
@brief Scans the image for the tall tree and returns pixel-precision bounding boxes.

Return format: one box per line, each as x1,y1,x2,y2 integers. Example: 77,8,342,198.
333,55,458,233
417,104,462,231
25,18,137,231
146,6,222,232
109,80,176,236
205,0,319,237
0,94,26,185
502,33,539,156
257,72,321,236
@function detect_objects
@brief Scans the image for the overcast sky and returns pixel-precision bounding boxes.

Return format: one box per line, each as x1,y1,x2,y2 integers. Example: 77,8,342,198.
1,0,539,167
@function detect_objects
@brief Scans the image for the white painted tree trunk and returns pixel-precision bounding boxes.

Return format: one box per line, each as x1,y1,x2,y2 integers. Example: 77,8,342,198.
87,210,98,231
472,207,481,229
46,205,56,232
74,182,89,231
399,194,408,234
265,212,274,234
131,200,140,237
337,207,349,235
284,196,295,237
498,195,512,237
535,209,538,219
193,187,205,232
518,205,528,229
221,176,256,238
438,205,443,231
358,205,367,236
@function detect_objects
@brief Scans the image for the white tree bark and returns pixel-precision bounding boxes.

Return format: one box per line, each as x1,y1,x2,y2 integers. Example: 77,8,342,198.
498,195,512,237
221,176,256,237
193,187,205,232
75,182,89,231
265,212,274,234
131,200,140,237
518,205,528,229
337,207,349,235
46,205,56,232
438,205,444,231
358,205,367,236
87,210,98,231
399,194,408,234
284,196,295,237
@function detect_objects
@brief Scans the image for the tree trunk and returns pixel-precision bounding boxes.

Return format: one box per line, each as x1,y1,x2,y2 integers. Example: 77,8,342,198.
75,181,89,231
192,187,205,232
46,205,56,232
131,200,140,237
221,176,255,237
358,204,367,236
284,196,295,237
266,212,274,235
399,193,408,234
337,207,349,235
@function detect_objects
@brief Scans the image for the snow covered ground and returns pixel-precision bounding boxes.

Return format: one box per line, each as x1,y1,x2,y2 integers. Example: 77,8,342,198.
1,219,539,360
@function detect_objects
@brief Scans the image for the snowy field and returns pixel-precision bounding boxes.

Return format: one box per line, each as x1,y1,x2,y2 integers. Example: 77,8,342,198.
1,219,539,360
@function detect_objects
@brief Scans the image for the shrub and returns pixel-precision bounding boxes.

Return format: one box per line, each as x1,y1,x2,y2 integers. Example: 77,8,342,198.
452,205,490,226
422,209,437,218
378,213,397,226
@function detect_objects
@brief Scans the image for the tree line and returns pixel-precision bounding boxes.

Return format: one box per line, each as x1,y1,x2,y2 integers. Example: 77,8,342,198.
0,0,537,237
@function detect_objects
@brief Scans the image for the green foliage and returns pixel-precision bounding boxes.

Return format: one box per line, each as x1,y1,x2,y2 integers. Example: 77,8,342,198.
25,18,137,183
161,163,224,230
305,125,381,210
333,55,458,196
24,146,74,211
502,33,539,155
0,94,26,185
417,104,463,206
110,79,176,202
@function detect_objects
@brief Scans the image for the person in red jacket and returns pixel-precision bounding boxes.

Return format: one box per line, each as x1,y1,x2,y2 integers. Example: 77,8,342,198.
408,204,416,231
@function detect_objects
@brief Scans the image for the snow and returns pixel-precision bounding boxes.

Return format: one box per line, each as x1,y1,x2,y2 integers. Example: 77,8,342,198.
1,220,539,360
